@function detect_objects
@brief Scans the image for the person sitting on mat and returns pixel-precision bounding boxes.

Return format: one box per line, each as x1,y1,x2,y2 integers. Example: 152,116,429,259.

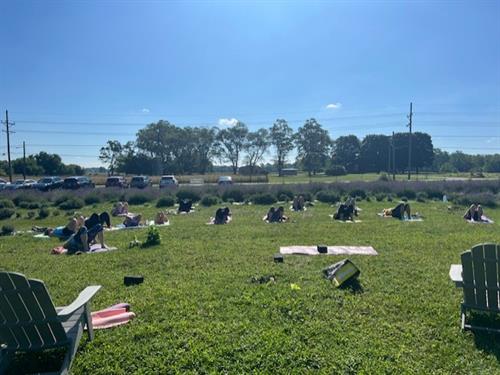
292,195,305,211
383,202,411,220
63,222,107,254
463,203,485,221
270,206,288,223
154,211,168,225
123,214,142,227
214,207,231,224
265,207,276,222
334,197,358,221
178,199,193,213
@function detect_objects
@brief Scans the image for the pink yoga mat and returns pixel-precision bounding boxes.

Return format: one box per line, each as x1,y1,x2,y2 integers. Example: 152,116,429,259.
91,303,135,329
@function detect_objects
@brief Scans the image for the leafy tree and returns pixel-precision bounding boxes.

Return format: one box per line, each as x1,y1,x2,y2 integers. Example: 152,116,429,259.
358,135,390,173
449,151,474,172
12,156,43,176
332,135,361,173
34,152,64,175
215,122,249,174
485,154,500,172
269,119,295,176
295,119,332,176
99,140,124,175
244,128,270,179
392,132,434,173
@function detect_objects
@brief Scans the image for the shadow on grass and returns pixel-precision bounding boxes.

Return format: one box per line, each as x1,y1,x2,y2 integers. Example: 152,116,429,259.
469,313,500,360
338,278,364,294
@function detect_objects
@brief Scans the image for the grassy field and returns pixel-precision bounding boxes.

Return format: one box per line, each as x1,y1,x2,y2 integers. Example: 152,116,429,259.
1,199,499,374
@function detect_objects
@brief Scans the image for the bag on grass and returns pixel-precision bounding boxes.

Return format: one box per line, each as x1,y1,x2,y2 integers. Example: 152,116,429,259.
323,259,360,287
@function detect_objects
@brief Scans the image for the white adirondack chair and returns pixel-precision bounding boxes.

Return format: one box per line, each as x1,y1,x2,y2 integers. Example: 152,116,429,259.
0,271,101,374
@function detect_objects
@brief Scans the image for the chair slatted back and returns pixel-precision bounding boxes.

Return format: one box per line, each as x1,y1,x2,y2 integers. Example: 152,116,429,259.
0,272,67,351
461,243,500,313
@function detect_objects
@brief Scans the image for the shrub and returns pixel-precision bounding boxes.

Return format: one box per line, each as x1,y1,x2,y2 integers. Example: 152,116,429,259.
397,189,417,200
387,194,393,202
200,195,219,207
142,226,161,248
53,210,61,216
375,193,385,202
58,198,84,210
349,189,367,200
454,193,498,208
251,193,277,205
176,190,201,203
84,194,101,205
297,192,313,202
128,194,151,205
13,194,35,206
19,201,40,209
424,189,444,200
0,199,14,209
38,207,51,219
378,172,390,181
1,225,15,236
54,195,73,206
400,196,408,202
275,189,294,202
315,191,340,204
0,208,15,220
325,165,347,176
156,196,175,208
222,189,246,203
416,192,427,203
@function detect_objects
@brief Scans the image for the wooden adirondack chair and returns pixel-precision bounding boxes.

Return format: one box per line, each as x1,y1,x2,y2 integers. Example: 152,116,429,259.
0,271,101,374
449,243,500,333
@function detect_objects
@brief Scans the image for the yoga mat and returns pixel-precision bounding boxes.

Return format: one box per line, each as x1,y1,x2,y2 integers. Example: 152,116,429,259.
280,246,378,256
106,221,170,231
34,233,50,239
91,303,135,329
466,215,494,224
377,213,423,221
206,216,232,225
51,244,118,255
328,214,362,223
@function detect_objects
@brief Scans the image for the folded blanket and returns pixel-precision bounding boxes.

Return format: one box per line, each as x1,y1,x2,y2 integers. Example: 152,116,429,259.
328,214,362,223
91,303,136,330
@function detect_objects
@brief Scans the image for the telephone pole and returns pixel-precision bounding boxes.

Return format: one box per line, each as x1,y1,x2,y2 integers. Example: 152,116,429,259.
22,141,26,180
1,110,15,183
407,102,413,180
392,131,396,181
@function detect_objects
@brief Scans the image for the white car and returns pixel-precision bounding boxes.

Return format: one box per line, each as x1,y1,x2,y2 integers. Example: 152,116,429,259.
217,176,233,186
159,175,179,188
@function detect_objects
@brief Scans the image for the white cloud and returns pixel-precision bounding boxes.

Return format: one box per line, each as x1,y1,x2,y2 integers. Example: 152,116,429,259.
325,102,342,110
141,108,150,113
218,118,239,127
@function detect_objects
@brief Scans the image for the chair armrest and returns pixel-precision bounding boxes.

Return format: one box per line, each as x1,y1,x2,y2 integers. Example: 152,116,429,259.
57,285,101,319
449,265,463,288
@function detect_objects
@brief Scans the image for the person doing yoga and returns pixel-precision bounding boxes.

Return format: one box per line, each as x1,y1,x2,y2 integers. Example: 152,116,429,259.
214,207,231,224
383,202,411,220
270,206,288,223
292,195,305,211
63,222,107,254
463,204,485,221
178,199,193,213
334,197,358,221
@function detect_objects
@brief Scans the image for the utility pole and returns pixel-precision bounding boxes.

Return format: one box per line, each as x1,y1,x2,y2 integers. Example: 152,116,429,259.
22,141,26,180
407,102,413,180
1,110,15,183
392,131,396,181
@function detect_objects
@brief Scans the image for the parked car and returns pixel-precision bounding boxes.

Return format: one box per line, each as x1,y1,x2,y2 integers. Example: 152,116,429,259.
159,175,178,188
34,176,63,191
62,176,95,189
105,176,128,188
4,179,36,190
217,176,233,186
130,176,152,189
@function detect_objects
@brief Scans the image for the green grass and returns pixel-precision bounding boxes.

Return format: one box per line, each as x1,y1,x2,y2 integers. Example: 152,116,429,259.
1,200,500,374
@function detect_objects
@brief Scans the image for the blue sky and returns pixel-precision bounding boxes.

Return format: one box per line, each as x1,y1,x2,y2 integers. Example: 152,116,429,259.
0,0,499,167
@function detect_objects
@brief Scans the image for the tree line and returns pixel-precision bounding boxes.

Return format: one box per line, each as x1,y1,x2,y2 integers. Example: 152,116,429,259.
99,118,500,176
99,118,496,176
0,152,85,177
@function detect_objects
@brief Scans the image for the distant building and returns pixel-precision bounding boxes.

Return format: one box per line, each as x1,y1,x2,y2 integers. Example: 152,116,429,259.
279,168,298,176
